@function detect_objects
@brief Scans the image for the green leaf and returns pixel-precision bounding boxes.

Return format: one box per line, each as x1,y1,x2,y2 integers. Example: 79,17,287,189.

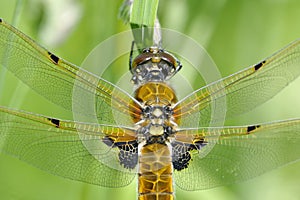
130,0,159,49
118,0,133,24
130,0,158,27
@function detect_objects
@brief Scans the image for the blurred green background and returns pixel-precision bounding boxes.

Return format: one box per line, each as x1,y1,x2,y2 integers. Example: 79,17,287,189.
1,0,300,200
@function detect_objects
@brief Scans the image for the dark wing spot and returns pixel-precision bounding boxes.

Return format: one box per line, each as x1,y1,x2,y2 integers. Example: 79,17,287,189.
48,52,59,64
247,125,261,133
102,136,115,147
254,60,266,70
119,147,138,169
172,151,191,170
171,140,207,171
118,141,138,169
103,137,138,169
0,19,3,23
48,118,60,127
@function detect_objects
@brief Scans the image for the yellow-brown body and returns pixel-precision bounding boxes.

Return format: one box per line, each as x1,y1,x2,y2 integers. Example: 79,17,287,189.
138,143,173,200
131,82,178,200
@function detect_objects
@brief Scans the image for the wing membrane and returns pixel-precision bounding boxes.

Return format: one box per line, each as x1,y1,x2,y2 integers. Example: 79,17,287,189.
174,119,300,190
0,106,136,187
0,19,140,126
174,39,300,127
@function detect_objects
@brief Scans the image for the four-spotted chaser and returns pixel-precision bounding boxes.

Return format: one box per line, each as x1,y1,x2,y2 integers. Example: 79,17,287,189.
0,18,300,200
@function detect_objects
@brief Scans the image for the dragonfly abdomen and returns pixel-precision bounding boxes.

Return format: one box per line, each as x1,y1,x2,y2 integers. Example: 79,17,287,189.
138,143,174,200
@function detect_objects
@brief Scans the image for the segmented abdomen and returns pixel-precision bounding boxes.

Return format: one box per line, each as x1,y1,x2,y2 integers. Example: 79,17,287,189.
138,143,174,200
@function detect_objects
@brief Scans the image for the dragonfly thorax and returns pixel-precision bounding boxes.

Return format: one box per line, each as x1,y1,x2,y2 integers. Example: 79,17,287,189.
137,105,175,136
137,123,174,145
143,105,173,126
132,81,179,139
130,46,182,86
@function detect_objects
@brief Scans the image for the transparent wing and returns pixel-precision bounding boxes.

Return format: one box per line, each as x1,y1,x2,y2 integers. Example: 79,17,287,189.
0,106,137,187
0,19,141,126
174,119,300,190
173,39,300,127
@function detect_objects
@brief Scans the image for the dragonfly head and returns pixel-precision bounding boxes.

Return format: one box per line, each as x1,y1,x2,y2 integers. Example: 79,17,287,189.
130,46,182,85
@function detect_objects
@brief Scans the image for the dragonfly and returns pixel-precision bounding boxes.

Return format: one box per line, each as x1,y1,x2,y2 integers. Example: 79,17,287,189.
0,18,300,200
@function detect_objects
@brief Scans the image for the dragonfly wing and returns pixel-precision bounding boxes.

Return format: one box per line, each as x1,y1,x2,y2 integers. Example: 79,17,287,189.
173,119,300,190
0,106,137,187
0,19,140,126
173,39,300,127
